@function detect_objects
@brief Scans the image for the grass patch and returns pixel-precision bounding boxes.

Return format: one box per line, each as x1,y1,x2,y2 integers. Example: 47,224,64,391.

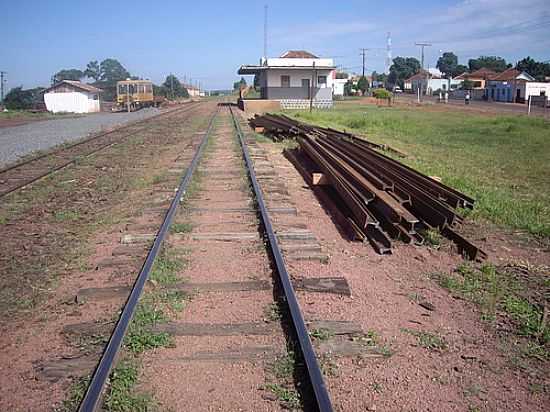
55,376,90,412
431,263,549,358
264,350,303,410
125,300,171,354
149,249,184,286
285,104,550,237
104,360,154,412
309,328,334,341
53,210,81,222
403,328,448,351
263,302,283,322
170,222,193,234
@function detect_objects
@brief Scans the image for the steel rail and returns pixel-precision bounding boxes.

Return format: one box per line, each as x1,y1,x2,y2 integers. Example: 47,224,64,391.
229,105,334,412
0,103,201,199
78,106,217,412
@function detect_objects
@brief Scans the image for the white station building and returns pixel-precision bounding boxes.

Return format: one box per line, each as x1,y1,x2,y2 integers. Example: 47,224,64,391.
43,80,102,113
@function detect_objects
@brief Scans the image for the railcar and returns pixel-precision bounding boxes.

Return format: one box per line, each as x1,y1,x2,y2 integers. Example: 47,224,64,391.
114,80,155,111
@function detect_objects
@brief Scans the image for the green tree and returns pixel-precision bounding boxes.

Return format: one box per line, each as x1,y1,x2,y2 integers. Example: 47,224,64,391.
455,64,468,76
468,56,511,72
84,60,100,81
162,74,189,99
388,57,421,88
233,77,247,91
436,52,459,78
356,76,369,95
516,56,550,81
99,58,130,83
343,80,354,96
3,86,45,110
52,69,84,83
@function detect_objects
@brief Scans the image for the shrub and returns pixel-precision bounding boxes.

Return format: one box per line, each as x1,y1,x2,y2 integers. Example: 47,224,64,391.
372,88,391,99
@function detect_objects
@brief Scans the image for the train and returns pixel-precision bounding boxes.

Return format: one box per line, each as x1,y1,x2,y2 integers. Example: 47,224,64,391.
113,80,157,112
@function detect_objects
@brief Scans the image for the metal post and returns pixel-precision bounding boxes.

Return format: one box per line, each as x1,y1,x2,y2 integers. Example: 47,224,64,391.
310,62,316,112
127,84,131,113
0,71,6,104
527,95,531,116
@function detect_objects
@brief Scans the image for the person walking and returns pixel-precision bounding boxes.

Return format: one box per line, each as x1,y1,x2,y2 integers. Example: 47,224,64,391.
465,91,471,105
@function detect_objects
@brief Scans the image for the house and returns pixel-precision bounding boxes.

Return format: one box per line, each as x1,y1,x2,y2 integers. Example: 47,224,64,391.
404,69,460,94
485,68,537,103
332,72,350,96
454,68,498,90
43,80,101,113
237,50,336,109
184,84,201,97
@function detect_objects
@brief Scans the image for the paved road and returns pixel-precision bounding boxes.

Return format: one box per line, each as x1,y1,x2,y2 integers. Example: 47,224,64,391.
0,108,161,168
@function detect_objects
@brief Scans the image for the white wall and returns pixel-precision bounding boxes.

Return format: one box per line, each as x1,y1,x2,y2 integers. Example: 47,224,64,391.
333,78,348,96
44,91,100,113
266,69,334,88
524,82,550,98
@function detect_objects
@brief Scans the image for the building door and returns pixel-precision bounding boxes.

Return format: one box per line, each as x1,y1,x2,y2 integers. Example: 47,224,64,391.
302,79,310,99
516,88,521,102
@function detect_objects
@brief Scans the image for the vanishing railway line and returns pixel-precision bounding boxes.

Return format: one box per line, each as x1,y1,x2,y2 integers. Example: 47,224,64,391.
75,104,334,411
0,102,201,199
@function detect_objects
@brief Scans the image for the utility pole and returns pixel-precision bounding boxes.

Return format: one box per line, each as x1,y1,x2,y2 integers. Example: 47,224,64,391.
0,71,6,104
415,42,432,97
359,48,369,77
385,32,392,74
263,4,268,59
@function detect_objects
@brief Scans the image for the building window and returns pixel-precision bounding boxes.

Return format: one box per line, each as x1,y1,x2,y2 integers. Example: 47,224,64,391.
318,76,327,86
281,75,290,88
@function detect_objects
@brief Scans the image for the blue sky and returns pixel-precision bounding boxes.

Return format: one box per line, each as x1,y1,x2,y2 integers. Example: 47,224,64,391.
1,0,549,91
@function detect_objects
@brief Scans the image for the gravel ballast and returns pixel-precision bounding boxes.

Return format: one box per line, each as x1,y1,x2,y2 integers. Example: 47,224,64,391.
0,108,161,167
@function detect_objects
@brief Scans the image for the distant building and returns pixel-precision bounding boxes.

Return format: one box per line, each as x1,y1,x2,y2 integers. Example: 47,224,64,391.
238,50,336,109
485,68,548,103
454,68,498,90
404,70,460,94
43,80,101,113
183,84,201,97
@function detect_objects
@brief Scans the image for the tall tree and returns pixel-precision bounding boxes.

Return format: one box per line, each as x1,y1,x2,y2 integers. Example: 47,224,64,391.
162,74,189,99
99,58,130,83
468,56,510,72
233,77,247,91
84,60,100,81
516,56,550,81
52,69,84,83
3,86,45,110
388,57,421,88
436,52,459,78
356,76,369,95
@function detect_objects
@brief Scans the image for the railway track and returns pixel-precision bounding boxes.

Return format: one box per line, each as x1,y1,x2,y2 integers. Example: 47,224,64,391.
0,102,201,199
72,104,334,411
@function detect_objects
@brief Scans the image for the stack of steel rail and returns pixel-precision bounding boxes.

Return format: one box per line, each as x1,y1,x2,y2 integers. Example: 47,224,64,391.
250,113,486,260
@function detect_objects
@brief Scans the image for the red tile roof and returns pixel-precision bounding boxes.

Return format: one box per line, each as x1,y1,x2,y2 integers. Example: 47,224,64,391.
490,68,521,81
455,68,498,80
280,50,318,58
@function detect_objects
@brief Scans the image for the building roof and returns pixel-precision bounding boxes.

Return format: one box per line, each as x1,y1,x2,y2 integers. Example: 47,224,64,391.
44,80,102,94
238,64,335,75
490,68,535,82
455,68,498,80
280,50,318,58
405,70,439,82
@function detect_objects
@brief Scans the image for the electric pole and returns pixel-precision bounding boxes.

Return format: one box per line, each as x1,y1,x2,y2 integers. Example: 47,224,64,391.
263,4,268,59
0,71,6,104
359,48,370,77
415,42,432,97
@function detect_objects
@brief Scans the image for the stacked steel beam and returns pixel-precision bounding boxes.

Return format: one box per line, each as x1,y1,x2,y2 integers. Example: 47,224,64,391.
250,114,486,260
